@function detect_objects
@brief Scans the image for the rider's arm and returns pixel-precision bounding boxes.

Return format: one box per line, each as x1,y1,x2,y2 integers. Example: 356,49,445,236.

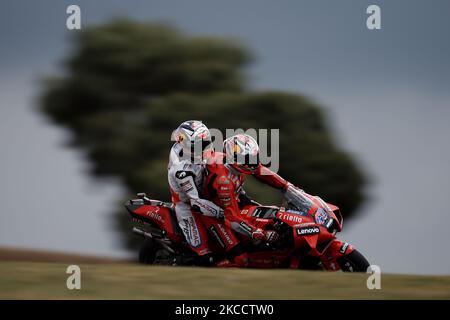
238,190,261,207
254,165,316,214
214,175,261,238
253,165,289,190
173,168,224,219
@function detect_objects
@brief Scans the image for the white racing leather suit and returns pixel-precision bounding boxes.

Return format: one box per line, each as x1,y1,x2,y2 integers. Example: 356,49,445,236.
168,143,224,257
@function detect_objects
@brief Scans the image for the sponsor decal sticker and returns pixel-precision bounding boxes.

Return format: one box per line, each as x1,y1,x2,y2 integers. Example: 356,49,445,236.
198,249,210,256
339,242,349,254
218,192,230,198
145,208,164,223
281,213,303,224
297,222,316,227
181,217,202,248
209,226,225,248
286,209,309,217
239,221,253,234
315,208,329,225
176,171,187,179
180,180,193,192
193,203,213,216
218,176,230,185
217,223,234,245
296,226,320,236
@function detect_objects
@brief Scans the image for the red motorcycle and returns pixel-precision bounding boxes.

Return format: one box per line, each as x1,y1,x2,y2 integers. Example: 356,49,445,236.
125,192,370,272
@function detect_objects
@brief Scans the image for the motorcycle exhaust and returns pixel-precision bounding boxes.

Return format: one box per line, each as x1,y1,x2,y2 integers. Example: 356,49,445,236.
132,227,176,254
132,227,153,239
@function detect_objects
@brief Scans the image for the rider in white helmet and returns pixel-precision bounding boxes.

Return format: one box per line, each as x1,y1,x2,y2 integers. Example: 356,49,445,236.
168,120,225,265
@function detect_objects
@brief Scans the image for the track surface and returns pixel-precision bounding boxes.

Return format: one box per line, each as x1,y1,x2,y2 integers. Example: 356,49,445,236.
1,247,449,299
1,261,449,299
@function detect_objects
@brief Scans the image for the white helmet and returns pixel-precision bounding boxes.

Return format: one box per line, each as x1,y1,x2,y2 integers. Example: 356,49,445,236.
171,120,213,159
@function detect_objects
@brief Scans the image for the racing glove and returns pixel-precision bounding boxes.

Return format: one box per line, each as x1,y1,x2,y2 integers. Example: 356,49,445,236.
252,229,280,243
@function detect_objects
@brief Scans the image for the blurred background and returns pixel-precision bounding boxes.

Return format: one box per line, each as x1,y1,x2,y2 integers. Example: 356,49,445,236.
0,0,449,275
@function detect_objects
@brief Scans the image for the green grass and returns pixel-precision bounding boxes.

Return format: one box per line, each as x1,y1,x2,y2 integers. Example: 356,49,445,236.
0,261,449,299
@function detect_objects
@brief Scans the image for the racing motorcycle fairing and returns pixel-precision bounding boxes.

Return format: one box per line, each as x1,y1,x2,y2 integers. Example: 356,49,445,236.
125,198,239,255
125,198,183,242
125,193,365,271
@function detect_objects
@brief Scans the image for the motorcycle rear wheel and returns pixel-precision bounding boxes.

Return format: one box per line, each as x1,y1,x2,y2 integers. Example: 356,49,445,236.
337,249,370,272
138,238,157,264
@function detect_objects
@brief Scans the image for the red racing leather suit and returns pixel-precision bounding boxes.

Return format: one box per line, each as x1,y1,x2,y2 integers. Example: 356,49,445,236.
204,152,289,239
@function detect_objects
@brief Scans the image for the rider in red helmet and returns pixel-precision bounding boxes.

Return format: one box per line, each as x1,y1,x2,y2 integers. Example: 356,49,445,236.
204,134,304,266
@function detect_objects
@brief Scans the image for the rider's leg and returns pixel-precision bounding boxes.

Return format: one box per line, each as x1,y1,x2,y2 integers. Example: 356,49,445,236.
174,201,213,265
208,221,250,267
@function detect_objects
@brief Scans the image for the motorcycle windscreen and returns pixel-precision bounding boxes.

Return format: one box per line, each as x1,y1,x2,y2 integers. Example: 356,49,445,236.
283,189,315,215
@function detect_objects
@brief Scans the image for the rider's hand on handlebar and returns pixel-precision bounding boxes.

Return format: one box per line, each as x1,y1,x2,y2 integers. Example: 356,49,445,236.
252,229,279,243
264,230,280,243
251,228,265,240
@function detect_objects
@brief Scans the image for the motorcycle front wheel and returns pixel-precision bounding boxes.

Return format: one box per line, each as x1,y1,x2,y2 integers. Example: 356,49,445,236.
337,249,370,272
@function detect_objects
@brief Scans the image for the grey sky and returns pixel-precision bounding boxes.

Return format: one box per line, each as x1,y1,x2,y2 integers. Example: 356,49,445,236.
1,0,449,274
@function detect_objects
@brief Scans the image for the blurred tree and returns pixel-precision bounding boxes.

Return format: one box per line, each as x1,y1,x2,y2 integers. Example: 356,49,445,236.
40,19,367,250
